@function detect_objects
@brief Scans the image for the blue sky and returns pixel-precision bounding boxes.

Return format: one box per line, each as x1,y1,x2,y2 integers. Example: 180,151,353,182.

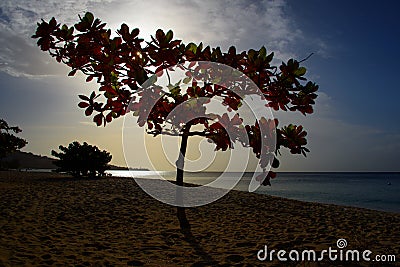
0,0,399,171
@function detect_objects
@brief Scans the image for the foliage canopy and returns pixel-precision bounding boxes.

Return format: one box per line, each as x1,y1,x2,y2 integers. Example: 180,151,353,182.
51,141,112,177
33,12,318,185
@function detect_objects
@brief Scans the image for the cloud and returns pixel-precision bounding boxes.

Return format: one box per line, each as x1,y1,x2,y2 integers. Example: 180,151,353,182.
0,0,113,35
0,25,69,77
94,0,303,59
0,0,328,77
0,0,111,76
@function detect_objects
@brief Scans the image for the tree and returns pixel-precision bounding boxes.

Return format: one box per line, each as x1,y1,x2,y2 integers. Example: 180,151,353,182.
33,12,318,229
51,141,112,177
0,119,27,169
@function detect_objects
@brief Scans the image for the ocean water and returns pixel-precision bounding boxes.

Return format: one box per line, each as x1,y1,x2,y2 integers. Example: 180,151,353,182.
108,171,400,213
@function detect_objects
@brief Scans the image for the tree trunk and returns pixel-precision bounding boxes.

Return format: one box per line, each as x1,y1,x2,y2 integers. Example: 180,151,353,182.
176,124,191,230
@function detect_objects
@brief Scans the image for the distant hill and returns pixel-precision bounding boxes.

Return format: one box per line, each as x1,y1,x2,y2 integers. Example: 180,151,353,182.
2,151,134,170
3,151,56,169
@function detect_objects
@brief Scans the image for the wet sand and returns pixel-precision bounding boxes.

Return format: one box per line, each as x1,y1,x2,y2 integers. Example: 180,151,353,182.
0,171,399,266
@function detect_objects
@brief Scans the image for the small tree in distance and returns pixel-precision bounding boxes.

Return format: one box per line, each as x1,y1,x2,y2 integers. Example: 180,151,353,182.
0,119,27,169
52,141,112,177
33,12,318,229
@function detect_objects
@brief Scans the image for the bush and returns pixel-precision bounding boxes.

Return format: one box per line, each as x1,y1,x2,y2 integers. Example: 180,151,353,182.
0,119,27,169
51,141,112,177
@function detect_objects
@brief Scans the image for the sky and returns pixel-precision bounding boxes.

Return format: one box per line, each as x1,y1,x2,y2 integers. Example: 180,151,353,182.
0,0,399,172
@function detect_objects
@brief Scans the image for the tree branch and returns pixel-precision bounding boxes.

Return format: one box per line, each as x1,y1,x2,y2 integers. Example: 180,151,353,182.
164,63,171,84
187,131,208,136
299,52,314,63
146,129,209,137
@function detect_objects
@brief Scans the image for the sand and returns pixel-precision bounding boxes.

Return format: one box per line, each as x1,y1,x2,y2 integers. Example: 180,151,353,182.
0,171,399,266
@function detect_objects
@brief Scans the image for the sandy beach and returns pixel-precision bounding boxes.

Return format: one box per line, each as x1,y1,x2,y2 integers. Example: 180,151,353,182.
0,171,399,266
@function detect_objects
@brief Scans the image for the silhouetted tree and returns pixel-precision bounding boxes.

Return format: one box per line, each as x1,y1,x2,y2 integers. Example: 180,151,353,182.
51,141,112,177
33,12,318,229
0,119,27,169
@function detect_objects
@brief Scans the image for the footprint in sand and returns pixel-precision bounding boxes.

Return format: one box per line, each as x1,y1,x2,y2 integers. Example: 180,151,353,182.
225,254,245,263
127,259,145,266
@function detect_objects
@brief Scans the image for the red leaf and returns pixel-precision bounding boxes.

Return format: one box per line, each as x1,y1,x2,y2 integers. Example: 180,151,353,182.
188,61,196,68
155,29,165,42
86,75,94,82
93,114,102,126
155,65,164,74
119,23,129,37
156,69,164,77
131,28,139,38
79,94,90,101
106,112,113,122
78,102,89,108
268,171,277,179
85,106,93,116
68,69,77,76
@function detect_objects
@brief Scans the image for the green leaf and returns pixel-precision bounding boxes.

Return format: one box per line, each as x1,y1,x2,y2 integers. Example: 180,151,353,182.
259,46,266,60
212,76,222,84
170,86,181,96
186,43,197,53
67,27,74,37
104,91,115,98
183,76,192,84
248,49,256,61
85,12,94,24
110,71,119,83
295,67,307,76
165,30,173,42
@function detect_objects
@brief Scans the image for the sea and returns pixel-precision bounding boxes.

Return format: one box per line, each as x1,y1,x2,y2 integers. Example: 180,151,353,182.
107,170,400,213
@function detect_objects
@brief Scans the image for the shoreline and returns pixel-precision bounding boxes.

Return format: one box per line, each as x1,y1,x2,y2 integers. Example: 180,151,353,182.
110,170,400,214
1,171,399,266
